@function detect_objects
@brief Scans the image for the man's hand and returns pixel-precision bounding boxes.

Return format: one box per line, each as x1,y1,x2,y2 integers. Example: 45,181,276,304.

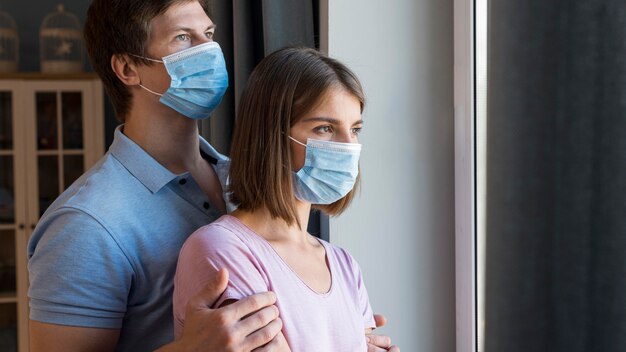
366,314,400,352
160,268,284,352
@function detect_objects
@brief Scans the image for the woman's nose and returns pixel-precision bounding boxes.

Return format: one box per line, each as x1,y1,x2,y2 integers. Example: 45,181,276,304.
334,129,357,143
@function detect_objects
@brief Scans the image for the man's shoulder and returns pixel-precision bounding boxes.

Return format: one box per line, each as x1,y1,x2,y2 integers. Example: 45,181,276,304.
48,152,148,215
29,154,137,249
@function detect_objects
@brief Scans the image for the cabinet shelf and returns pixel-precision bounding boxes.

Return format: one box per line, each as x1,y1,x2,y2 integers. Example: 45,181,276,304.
0,72,99,80
0,294,17,304
36,149,85,156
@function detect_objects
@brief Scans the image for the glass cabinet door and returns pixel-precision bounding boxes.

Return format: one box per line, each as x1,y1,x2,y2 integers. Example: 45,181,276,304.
0,78,103,352
0,78,105,352
35,91,85,217
0,90,18,351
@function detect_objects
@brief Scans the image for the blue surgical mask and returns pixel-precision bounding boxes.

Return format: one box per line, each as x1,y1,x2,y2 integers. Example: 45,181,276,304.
289,136,361,205
133,41,229,120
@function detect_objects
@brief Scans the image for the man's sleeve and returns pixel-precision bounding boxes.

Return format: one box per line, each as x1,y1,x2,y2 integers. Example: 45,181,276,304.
28,207,134,328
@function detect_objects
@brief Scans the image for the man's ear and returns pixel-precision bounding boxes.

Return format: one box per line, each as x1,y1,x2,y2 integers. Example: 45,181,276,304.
111,54,140,86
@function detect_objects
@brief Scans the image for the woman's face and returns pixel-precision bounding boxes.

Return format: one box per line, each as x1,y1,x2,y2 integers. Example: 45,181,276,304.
289,87,363,171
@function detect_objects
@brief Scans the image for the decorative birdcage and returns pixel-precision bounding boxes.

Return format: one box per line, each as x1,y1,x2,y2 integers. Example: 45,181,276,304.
0,11,19,73
40,4,83,73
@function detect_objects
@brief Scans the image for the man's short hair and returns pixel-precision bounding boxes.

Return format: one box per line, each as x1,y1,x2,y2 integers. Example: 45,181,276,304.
84,0,212,121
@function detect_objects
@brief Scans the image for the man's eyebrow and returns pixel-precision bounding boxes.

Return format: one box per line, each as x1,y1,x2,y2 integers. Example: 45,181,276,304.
169,24,216,32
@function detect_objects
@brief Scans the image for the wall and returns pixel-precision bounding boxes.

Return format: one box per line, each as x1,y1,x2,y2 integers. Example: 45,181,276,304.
324,0,456,350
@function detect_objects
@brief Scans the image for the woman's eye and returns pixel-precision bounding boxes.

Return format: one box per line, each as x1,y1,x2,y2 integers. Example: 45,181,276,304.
205,31,214,39
315,126,333,134
175,34,190,41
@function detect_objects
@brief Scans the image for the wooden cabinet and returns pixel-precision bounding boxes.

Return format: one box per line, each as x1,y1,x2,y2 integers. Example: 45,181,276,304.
0,74,104,351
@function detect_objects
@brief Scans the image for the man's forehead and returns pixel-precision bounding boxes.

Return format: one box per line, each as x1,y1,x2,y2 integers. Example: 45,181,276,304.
151,1,213,29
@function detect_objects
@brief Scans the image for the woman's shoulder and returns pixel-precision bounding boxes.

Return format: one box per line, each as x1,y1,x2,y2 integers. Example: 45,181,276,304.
181,215,253,255
319,239,362,273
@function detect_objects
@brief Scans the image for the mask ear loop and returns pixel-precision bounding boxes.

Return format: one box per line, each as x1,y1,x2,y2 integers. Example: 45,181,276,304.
138,83,164,97
128,53,163,63
127,54,166,97
288,135,307,147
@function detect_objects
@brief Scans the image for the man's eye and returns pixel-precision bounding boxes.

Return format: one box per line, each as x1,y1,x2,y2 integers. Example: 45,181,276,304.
175,34,190,41
352,127,363,135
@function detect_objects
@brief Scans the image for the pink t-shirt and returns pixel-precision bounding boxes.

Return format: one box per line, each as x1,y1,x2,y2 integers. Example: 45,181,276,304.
173,215,375,351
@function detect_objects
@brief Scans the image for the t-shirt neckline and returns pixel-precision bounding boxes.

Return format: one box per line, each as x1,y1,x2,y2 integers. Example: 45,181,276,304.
222,214,335,297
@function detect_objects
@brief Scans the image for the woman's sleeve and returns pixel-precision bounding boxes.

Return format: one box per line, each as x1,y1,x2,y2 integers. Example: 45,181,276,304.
344,249,376,330
173,223,269,338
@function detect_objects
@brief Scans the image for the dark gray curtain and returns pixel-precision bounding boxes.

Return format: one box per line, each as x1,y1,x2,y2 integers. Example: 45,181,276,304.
203,0,315,154
205,1,325,238
486,1,626,351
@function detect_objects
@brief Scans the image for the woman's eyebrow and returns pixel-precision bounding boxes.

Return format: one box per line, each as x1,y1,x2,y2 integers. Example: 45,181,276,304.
352,119,364,126
301,117,364,125
300,117,340,124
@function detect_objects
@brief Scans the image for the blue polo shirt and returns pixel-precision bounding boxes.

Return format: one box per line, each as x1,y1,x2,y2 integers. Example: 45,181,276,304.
27,126,230,351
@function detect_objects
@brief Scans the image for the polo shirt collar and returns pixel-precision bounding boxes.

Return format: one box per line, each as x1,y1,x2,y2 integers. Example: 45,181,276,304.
109,125,228,194
109,126,177,193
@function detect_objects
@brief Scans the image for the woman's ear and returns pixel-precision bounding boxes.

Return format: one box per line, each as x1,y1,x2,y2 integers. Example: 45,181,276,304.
111,54,141,86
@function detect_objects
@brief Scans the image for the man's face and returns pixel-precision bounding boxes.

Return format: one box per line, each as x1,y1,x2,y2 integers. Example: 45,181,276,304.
138,1,215,94
146,1,215,58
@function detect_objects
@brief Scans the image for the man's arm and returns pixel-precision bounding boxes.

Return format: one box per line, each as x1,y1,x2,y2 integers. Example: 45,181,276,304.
28,209,131,352
30,322,120,352
30,269,284,352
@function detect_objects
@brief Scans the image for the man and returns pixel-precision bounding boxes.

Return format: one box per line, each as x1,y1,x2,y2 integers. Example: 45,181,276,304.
27,0,398,351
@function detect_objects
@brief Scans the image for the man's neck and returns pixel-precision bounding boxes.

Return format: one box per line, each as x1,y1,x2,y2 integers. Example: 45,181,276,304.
123,103,202,174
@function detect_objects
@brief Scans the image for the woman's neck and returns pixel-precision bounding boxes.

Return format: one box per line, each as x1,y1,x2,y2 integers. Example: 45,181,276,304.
232,201,313,244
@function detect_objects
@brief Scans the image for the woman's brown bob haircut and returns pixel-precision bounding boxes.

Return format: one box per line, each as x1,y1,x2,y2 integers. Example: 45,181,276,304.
229,47,366,228
84,0,212,121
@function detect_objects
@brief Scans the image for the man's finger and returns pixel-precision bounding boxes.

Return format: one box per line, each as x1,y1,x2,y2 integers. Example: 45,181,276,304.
388,345,401,352
238,305,280,337
245,317,283,351
373,314,387,328
227,291,277,321
188,268,229,308
366,334,392,349
252,329,288,352
367,344,387,352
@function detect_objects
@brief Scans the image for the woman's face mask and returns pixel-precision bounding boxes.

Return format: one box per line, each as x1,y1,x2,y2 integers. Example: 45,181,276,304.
289,137,361,205
132,41,229,120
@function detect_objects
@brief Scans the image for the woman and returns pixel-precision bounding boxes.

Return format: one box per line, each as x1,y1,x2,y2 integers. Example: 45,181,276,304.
174,47,375,350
